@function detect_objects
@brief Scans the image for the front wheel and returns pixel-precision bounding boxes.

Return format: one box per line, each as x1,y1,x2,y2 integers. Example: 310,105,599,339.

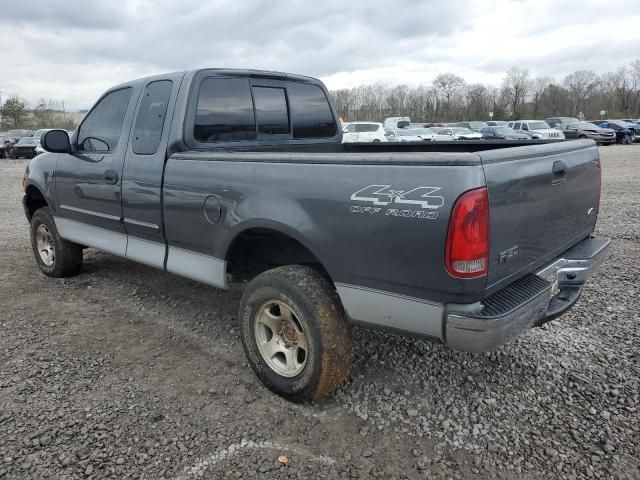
30,207,83,277
238,265,352,402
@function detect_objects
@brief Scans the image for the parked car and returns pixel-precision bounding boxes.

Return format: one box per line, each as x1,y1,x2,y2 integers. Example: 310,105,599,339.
591,120,636,144
33,129,53,139
453,121,489,132
341,122,387,143
621,119,640,141
407,127,435,141
24,68,608,402
486,121,508,127
424,122,447,128
433,127,483,141
34,143,46,156
507,121,564,139
385,129,423,142
558,122,616,145
480,126,530,140
545,117,580,128
6,129,34,142
383,117,411,130
0,134,16,159
14,136,41,158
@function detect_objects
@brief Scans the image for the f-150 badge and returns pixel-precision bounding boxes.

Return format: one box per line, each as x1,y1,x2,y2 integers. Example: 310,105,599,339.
349,185,444,220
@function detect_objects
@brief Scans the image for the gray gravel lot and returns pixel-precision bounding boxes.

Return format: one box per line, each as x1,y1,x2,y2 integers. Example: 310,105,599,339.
0,145,638,480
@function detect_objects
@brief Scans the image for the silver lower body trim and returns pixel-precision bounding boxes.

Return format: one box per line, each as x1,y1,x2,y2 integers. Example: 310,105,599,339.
166,246,226,289
335,283,444,339
55,217,127,257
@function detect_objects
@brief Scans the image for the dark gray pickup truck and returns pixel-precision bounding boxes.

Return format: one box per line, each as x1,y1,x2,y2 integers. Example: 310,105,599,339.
23,68,609,401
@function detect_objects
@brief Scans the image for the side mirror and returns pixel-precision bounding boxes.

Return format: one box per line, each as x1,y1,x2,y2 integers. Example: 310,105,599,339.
42,130,71,153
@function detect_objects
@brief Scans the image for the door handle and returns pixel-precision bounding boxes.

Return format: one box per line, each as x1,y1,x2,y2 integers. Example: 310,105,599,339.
104,170,119,185
552,160,567,185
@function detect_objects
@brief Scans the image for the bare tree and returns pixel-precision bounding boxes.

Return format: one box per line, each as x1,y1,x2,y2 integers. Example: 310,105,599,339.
329,59,640,124
432,73,465,121
563,70,598,116
501,67,531,120
531,77,552,118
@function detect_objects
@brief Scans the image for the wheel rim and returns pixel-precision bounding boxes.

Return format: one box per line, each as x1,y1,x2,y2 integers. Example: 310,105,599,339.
36,224,55,267
254,300,308,377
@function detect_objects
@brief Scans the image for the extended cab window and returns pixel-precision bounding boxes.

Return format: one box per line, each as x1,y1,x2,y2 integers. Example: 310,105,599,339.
77,88,132,152
253,87,289,135
195,78,256,142
288,83,337,139
132,80,172,155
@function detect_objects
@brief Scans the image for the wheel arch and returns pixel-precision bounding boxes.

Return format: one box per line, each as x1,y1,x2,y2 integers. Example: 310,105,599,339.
24,184,50,221
223,220,335,285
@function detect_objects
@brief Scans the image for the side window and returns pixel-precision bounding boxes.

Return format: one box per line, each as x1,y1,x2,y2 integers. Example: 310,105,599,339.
522,123,529,131
194,78,256,142
288,83,337,139
77,88,132,152
132,80,173,155
344,124,356,133
252,87,289,135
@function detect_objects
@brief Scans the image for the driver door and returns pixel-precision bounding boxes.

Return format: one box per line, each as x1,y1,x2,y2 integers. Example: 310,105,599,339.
53,86,138,256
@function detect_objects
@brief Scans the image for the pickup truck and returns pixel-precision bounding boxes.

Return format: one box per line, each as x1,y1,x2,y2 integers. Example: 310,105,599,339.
23,68,609,402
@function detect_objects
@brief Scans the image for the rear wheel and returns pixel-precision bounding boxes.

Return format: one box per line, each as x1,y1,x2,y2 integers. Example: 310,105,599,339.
622,134,632,145
238,265,352,402
30,207,83,277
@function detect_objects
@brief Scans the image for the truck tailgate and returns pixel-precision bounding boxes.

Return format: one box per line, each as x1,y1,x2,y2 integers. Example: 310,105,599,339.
477,140,601,293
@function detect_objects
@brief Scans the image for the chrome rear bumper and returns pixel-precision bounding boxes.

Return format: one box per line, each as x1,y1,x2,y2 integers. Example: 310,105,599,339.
445,235,610,352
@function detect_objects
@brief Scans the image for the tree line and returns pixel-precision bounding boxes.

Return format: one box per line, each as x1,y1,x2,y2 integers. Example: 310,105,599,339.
330,60,640,123
0,97,76,131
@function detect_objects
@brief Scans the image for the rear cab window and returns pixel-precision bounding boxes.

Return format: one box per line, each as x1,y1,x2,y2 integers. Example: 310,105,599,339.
186,71,338,148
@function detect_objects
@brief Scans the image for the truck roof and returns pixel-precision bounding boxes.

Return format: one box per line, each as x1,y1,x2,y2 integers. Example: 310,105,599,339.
109,68,323,90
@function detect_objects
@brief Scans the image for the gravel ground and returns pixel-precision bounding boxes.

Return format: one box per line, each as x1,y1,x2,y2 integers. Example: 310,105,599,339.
0,145,638,480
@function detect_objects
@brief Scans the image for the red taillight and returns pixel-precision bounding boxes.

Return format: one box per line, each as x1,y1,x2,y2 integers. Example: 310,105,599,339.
445,187,490,278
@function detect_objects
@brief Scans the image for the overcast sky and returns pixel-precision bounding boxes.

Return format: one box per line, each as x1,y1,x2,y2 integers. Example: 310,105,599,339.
1,0,639,111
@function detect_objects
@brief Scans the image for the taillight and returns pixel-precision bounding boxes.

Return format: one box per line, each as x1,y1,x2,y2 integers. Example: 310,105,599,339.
445,187,490,278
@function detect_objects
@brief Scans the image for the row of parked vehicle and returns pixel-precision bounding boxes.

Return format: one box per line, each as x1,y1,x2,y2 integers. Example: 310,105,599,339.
0,128,73,159
341,116,640,145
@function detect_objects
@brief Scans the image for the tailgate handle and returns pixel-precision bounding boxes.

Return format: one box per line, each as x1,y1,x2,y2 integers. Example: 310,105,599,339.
552,160,567,185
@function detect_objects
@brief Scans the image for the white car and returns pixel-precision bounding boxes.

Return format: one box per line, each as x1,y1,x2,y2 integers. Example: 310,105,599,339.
385,129,423,142
342,122,387,143
507,121,565,139
407,127,435,141
432,127,483,141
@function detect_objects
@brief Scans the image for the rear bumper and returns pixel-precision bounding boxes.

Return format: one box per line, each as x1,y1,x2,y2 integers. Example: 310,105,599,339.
445,235,610,352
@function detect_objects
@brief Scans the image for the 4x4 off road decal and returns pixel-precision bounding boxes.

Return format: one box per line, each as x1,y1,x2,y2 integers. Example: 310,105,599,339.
349,185,444,220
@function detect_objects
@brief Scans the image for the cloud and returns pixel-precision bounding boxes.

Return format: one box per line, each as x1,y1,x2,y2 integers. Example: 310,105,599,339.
0,0,638,110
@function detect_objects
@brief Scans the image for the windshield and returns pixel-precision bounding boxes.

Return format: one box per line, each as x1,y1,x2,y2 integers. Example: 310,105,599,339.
452,127,473,134
528,122,551,130
468,121,488,129
18,137,39,145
